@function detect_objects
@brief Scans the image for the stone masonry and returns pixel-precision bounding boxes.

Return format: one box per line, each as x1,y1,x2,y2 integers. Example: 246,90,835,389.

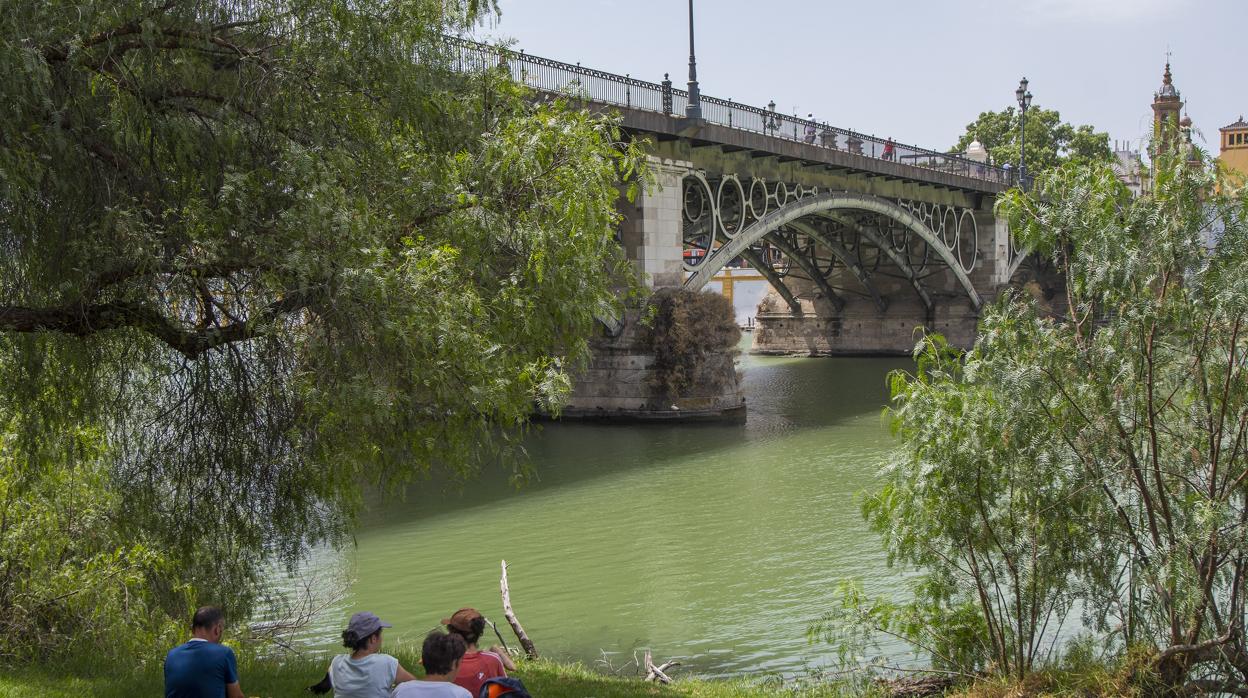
561,310,746,422
616,156,689,289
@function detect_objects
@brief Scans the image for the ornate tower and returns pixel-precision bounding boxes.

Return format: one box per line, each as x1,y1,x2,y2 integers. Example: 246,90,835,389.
1152,61,1184,154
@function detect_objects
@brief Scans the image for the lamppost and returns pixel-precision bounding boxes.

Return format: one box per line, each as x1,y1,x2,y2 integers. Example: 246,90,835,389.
1015,77,1033,188
685,0,702,119
766,100,779,136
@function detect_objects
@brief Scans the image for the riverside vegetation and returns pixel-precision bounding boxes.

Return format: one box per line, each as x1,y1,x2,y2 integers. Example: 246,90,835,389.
0,0,644,665
641,288,741,402
813,144,1248,695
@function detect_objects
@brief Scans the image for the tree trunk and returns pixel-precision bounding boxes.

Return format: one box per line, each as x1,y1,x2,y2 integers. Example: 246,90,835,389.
499,559,538,659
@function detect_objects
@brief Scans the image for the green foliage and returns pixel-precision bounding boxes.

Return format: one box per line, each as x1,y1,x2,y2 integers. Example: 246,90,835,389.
0,0,645,620
641,289,740,401
810,580,987,677
0,421,184,662
853,147,1248,694
952,106,1112,174
871,323,1102,679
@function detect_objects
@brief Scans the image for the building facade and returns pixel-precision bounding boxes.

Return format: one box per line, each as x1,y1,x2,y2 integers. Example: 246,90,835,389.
1220,116,1248,187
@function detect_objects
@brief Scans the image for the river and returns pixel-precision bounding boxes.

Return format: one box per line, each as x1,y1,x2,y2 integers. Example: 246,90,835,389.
280,342,914,678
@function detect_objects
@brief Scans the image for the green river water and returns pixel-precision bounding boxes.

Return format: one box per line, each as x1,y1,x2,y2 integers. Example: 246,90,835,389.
287,344,914,678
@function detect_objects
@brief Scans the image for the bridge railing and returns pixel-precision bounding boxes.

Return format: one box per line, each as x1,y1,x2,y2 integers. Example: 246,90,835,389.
444,36,1011,186
180,9,1009,187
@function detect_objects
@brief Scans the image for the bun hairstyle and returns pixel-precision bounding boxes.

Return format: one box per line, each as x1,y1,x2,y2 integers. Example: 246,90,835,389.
448,615,487,645
342,628,379,651
443,608,488,646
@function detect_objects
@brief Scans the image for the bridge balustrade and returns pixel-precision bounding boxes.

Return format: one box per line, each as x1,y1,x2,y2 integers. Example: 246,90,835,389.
443,36,1010,186
183,4,1011,188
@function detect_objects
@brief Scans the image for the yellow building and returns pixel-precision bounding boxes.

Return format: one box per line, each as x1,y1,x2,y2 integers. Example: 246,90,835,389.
1219,116,1248,187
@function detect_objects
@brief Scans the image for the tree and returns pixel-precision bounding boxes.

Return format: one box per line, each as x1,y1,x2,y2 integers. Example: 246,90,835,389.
0,0,644,617
0,423,182,661
952,106,1112,174
861,146,1248,695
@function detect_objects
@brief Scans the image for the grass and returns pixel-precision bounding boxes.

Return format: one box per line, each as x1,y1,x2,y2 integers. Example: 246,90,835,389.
0,652,874,698
0,638,1161,697
0,656,1174,698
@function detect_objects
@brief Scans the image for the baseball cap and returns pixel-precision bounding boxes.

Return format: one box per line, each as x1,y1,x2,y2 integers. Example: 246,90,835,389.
441,607,483,632
345,611,393,639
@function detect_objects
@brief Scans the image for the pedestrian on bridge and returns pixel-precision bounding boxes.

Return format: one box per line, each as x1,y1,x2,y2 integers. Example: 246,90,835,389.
804,116,817,144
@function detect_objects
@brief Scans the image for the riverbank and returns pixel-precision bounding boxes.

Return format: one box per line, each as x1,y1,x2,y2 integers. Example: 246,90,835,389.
0,655,1148,697
0,655,870,697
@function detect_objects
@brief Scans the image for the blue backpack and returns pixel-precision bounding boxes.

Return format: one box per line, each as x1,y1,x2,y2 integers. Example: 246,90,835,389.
477,676,532,698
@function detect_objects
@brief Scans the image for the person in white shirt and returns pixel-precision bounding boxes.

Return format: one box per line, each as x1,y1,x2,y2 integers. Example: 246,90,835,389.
391,632,471,698
321,611,416,698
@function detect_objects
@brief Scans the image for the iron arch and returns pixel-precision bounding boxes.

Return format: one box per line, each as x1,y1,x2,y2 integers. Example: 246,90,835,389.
815,212,933,314
740,247,802,316
787,221,888,313
766,231,845,313
683,192,983,310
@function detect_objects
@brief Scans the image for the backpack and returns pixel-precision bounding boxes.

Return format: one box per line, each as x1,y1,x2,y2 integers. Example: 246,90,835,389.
477,676,532,698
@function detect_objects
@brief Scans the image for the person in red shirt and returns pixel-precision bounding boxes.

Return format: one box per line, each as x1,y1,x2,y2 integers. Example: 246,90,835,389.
441,608,516,696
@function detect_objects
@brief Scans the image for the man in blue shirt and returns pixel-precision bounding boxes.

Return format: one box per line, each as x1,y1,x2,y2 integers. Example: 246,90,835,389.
165,606,245,698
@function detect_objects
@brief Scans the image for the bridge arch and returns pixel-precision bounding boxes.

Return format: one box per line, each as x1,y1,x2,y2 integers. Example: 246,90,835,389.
683,192,983,310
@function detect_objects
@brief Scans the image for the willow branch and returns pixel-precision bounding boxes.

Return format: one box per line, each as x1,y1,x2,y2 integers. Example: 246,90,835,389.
0,290,316,359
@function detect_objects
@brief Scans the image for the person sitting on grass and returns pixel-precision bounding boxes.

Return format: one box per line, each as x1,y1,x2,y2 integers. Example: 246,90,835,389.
164,606,244,698
441,608,515,696
391,631,472,698
317,611,416,698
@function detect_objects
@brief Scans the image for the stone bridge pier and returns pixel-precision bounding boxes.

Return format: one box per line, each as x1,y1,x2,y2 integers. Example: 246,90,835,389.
616,157,691,290
559,156,747,421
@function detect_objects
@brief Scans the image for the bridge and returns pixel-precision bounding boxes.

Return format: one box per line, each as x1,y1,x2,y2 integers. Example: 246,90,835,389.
450,38,1031,417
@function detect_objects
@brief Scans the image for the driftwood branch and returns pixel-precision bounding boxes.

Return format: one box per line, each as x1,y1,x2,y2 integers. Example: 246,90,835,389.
874,674,959,698
642,649,680,684
500,559,538,659
484,618,514,658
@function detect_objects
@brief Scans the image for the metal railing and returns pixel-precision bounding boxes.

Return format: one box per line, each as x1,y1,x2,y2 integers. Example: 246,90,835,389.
444,36,1011,186
175,4,1012,187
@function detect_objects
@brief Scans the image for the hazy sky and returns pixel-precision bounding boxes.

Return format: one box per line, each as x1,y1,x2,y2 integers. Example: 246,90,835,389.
479,0,1244,155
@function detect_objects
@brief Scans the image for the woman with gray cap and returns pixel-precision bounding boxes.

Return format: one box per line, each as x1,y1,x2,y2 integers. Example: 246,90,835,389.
323,611,416,697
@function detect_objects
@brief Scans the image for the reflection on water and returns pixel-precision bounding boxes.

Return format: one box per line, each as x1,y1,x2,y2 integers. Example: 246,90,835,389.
278,343,914,677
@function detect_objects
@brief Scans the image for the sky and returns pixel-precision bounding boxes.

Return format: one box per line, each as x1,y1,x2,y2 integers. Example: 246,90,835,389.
477,0,1245,155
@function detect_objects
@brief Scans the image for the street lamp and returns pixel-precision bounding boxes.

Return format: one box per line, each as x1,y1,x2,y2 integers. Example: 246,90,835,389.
1015,77,1033,188
685,0,702,119
766,100,779,136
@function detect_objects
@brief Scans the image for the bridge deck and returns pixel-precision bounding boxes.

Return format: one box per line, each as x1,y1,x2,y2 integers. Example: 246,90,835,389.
613,107,1009,195
447,36,1010,195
